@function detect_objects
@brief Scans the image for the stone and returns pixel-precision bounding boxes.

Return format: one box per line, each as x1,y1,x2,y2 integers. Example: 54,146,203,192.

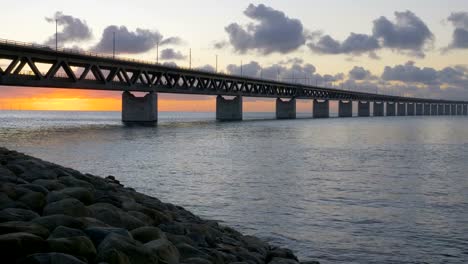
145,238,180,264
49,226,86,239
0,221,50,238
0,208,40,222
0,232,47,261
267,248,298,263
32,179,66,191
78,217,110,229
45,191,70,204
166,233,196,247
242,235,269,256
18,191,46,213
96,233,158,264
58,176,94,189
19,169,58,182
32,214,85,231
181,257,213,264
18,184,49,195
43,198,89,217
128,210,154,226
0,165,16,177
87,203,145,230
47,236,97,260
176,243,212,262
84,227,132,247
131,226,167,243
19,252,87,264
59,187,94,205
0,192,16,210
269,258,300,264
300,261,320,264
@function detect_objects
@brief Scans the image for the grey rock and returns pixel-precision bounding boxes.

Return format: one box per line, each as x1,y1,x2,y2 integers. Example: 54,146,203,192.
32,214,85,231
84,226,132,247
58,176,94,189
19,252,87,264
267,248,298,263
43,198,89,217
0,208,40,222
166,233,196,247
0,221,50,238
18,191,46,213
59,187,94,205
0,232,47,261
300,261,320,264
269,257,300,264
49,226,86,239
78,217,110,229
19,184,49,195
47,236,97,260
181,257,213,264
176,242,213,262
87,203,145,230
96,233,157,264
32,179,66,191
145,238,180,264
131,226,167,243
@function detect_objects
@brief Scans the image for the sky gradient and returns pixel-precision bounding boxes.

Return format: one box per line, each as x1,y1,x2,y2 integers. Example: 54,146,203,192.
1,0,467,111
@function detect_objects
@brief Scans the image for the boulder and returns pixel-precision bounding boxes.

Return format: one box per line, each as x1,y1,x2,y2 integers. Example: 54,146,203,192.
96,233,157,264
176,243,213,262
78,217,110,229
269,257,300,264
242,235,269,256
128,210,154,225
18,184,49,195
0,192,16,210
19,169,58,182
84,227,132,247
20,252,87,264
87,203,145,229
180,257,213,264
58,176,94,189
47,236,97,260
145,238,180,264
43,198,89,217
0,221,50,238
18,191,46,213
131,226,167,243
0,232,47,261
59,187,94,205
0,165,16,177
49,226,86,239
32,214,85,231
0,208,39,222
32,179,66,191
266,248,298,263
166,233,196,247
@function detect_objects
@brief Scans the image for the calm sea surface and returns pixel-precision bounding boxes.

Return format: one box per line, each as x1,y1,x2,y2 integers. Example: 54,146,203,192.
0,110,467,264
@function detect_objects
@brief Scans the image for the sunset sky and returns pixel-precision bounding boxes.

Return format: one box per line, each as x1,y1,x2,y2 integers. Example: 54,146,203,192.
1,0,467,111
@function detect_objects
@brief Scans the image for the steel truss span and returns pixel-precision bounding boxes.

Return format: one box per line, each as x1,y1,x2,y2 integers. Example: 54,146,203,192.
0,40,466,104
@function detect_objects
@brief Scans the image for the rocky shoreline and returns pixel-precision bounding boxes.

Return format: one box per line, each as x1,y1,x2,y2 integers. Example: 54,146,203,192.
0,147,319,264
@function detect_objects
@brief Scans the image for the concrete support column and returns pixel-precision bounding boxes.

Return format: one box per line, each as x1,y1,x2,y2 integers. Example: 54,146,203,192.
431,104,438,116
358,101,370,117
386,102,396,116
216,95,242,121
444,104,451,115
437,104,444,115
463,105,468,115
122,91,158,125
373,102,384,116
338,100,353,117
457,104,462,115
276,98,296,119
313,99,329,118
407,103,415,116
397,103,406,116
424,103,431,115
451,104,456,115
416,103,423,116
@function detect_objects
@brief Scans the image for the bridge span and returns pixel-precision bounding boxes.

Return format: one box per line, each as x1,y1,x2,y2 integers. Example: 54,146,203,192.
0,39,467,124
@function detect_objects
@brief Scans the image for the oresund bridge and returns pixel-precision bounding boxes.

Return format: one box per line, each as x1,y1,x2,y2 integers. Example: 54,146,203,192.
0,39,467,124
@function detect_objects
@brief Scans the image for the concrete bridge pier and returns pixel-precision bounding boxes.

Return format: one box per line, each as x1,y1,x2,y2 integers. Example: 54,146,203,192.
358,101,370,117
407,103,415,116
313,99,329,118
463,105,468,115
216,95,243,121
373,102,384,116
122,91,158,125
276,98,296,119
444,104,451,115
397,103,406,116
451,104,456,115
386,102,396,116
438,104,444,115
457,104,462,115
431,104,438,115
424,103,431,115
416,103,423,115
338,100,353,117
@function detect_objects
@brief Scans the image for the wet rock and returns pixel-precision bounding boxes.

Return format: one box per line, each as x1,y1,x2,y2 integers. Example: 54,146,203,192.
128,210,154,225
0,232,47,261
145,238,180,264
19,184,49,195
0,208,40,222
32,214,85,231
266,248,298,263
166,233,196,247
96,233,157,264
47,236,97,260
58,176,94,189
18,191,46,213
78,217,110,229
49,226,86,239
84,226,132,247
0,165,16,177
88,203,146,229
32,179,66,191
131,226,167,243
180,257,213,264
242,235,270,256
0,192,16,210
0,221,50,238
59,187,94,205
19,252,87,264
269,258,300,264
176,242,213,262
43,198,89,217
300,261,320,264
19,169,58,182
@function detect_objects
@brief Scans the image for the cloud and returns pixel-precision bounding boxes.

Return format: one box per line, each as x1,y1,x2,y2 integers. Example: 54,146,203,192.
381,61,438,84
349,66,373,80
44,12,92,46
92,26,182,54
446,12,468,49
196,65,216,72
160,48,186,60
224,4,306,54
307,33,380,55
372,11,433,57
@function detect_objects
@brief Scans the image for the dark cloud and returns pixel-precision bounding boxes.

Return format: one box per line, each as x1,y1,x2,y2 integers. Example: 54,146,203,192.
214,41,228,49
162,61,178,68
307,33,380,55
196,65,216,72
44,12,92,46
226,61,261,77
349,66,372,80
224,4,306,54
372,11,433,57
160,48,186,60
382,61,438,84
447,12,468,49
92,26,182,54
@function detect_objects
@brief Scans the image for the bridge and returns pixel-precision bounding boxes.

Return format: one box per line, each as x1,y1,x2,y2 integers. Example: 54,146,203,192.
0,39,467,124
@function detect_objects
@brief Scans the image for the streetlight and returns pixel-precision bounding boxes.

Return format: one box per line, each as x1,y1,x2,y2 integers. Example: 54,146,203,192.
189,48,192,69
240,60,243,76
156,41,159,64
215,55,218,73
